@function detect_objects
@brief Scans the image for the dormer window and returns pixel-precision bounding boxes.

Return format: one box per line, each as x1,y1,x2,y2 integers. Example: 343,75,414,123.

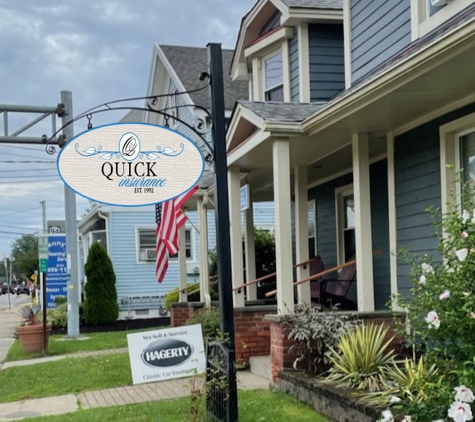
264,51,284,101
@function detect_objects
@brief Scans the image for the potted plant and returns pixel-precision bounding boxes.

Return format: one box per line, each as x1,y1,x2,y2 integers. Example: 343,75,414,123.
15,303,51,353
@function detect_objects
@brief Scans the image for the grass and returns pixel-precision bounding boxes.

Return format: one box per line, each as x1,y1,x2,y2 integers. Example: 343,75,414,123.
26,390,330,422
0,353,132,403
6,329,150,362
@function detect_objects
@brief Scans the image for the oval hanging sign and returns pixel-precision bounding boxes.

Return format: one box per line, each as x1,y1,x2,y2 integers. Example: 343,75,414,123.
57,123,204,206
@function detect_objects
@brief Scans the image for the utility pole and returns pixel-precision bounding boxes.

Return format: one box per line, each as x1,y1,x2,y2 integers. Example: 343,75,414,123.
61,91,80,338
40,201,47,233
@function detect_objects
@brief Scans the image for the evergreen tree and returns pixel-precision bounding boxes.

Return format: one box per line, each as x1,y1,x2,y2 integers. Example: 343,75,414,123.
84,241,119,325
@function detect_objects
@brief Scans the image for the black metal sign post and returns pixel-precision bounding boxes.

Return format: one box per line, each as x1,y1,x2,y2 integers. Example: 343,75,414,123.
206,43,238,422
42,272,47,356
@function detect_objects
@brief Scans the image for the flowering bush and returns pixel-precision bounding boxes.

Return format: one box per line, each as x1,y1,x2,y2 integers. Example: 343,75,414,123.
390,183,475,421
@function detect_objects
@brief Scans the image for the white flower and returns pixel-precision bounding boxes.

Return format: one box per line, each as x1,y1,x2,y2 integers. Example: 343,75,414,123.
448,401,473,422
440,290,451,300
420,275,427,284
463,292,471,297
455,386,475,403
472,209,475,224
402,416,412,422
471,312,475,319
422,263,434,274
389,396,402,404
448,267,456,273
456,248,469,262
378,409,394,422
432,420,445,422
425,311,440,329
463,209,470,224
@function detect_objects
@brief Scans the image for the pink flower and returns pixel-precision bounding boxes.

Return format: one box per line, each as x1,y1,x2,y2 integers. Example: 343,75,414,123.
448,401,473,422
439,290,451,300
455,386,475,403
462,231,469,238
425,311,440,329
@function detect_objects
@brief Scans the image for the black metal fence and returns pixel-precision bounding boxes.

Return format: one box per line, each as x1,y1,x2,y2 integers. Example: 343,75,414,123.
206,341,238,422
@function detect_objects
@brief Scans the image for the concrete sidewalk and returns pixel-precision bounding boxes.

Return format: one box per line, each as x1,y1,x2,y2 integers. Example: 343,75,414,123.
0,308,21,369
0,307,270,421
0,370,269,421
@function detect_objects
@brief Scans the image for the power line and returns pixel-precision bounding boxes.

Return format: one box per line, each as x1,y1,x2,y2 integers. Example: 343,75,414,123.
0,230,37,235
0,161,55,163
0,168,56,173
0,174,58,179
0,193,63,203
0,224,40,230
0,206,39,219
0,178,61,184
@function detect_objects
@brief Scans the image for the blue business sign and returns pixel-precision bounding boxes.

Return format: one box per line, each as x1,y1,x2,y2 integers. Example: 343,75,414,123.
46,235,67,309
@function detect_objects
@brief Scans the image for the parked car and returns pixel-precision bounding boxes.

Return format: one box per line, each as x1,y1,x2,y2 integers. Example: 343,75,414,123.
15,284,30,296
1,283,15,295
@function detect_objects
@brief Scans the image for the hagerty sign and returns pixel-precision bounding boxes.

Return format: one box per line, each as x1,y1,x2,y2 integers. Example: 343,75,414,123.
57,123,204,206
127,324,206,385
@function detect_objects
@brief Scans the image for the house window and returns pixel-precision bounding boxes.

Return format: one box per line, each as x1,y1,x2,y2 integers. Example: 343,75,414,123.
459,130,475,187
264,51,284,101
427,0,448,17
137,228,192,262
336,185,356,264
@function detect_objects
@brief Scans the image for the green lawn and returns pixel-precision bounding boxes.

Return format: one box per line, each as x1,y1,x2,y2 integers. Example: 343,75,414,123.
0,353,132,403
26,390,330,422
6,329,151,362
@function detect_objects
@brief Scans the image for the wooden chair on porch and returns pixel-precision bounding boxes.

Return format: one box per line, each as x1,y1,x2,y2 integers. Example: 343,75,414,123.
311,256,357,310
309,255,325,302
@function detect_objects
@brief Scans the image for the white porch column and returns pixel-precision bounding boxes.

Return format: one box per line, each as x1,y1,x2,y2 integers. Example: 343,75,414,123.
273,139,294,314
295,165,310,305
352,133,375,312
244,199,257,301
228,165,245,307
178,224,188,303
387,133,402,310
197,196,210,303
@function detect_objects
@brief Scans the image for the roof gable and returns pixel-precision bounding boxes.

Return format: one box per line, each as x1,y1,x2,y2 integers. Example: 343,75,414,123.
158,45,248,111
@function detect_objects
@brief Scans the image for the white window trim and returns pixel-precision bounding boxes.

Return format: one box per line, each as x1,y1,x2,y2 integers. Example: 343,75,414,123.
440,111,475,216
308,199,317,255
135,226,194,264
335,183,354,265
244,26,293,58
411,0,474,40
343,0,352,89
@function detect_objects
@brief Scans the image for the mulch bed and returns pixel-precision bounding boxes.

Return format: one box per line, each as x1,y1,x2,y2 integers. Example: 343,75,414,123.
50,317,170,335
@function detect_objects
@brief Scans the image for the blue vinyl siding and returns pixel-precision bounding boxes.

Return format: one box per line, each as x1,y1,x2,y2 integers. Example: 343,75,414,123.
351,0,411,83
308,161,390,309
308,23,345,102
370,160,390,310
289,28,299,102
395,102,475,297
260,11,282,35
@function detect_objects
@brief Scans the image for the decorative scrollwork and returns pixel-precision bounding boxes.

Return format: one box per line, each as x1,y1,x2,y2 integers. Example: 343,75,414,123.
45,144,57,155
75,142,185,160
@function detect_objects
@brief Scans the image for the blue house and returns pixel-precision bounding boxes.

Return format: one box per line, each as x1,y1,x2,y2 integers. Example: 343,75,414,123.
225,0,475,314
78,45,275,319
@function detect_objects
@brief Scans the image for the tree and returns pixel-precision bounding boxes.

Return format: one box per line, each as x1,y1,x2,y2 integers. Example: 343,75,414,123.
83,241,119,325
11,234,38,278
209,227,276,299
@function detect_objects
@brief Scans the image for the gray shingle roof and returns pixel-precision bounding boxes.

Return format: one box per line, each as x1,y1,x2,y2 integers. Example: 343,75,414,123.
159,45,248,111
239,101,324,122
120,109,145,122
279,0,342,9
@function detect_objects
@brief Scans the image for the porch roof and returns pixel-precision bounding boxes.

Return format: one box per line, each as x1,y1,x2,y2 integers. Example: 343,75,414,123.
237,101,324,122
279,0,342,9
226,3,475,202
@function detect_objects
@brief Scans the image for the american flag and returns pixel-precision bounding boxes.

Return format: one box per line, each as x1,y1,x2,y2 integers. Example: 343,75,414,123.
155,185,199,282
155,203,168,283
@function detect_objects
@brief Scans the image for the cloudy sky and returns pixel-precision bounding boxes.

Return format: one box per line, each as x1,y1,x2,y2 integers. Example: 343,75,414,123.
0,0,256,259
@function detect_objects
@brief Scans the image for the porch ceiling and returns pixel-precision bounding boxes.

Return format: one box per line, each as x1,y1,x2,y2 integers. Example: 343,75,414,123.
236,27,475,202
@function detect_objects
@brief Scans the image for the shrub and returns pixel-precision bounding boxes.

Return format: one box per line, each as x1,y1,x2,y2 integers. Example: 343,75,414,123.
83,241,119,325
185,308,221,344
53,296,67,306
48,303,68,329
324,323,397,392
285,304,356,374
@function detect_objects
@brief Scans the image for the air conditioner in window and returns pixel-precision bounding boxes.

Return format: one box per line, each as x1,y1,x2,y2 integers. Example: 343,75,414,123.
430,0,452,6
186,264,200,275
145,249,156,261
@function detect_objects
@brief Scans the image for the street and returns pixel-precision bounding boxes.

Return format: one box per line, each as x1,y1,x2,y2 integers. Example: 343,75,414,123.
0,293,30,310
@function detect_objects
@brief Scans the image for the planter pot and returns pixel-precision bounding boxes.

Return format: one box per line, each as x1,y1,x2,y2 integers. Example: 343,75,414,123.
15,323,52,353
